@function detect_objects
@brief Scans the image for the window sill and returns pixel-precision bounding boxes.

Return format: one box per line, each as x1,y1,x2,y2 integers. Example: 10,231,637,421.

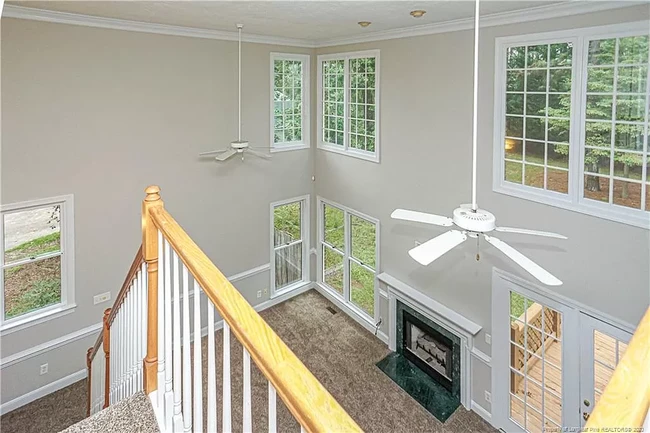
317,143,380,163
494,183,650,229
271,280,310,299
270,143,310,153
1,303,77,336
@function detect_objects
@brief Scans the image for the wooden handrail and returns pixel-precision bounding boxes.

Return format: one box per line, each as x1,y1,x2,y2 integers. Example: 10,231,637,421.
585,306,650,429
108,246,143,326
148,203,362,433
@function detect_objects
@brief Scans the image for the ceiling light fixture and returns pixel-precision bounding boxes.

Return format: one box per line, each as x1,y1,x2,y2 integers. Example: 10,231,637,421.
410,10,426,18
358,21,372,28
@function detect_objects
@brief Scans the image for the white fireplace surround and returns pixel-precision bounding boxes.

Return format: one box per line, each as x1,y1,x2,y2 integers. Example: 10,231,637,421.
377,273,482,409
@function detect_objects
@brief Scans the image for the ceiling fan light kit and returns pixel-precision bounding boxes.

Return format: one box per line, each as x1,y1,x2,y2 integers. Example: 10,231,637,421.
391,0,566,287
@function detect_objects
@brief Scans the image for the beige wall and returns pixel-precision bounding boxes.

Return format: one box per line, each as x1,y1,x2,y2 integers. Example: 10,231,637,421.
0,18,313,404
314,4,650,412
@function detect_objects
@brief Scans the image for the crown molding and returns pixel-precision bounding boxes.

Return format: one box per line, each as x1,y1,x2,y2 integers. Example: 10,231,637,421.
1,5,317,48
2,1,645,49
314,0,645,48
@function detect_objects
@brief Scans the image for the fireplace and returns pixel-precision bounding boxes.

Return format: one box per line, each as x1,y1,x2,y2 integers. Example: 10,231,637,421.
403,310,453,391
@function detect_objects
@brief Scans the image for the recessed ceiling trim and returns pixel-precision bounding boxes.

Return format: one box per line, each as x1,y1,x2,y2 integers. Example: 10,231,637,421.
1,5,317,48
2,1,644,49
314,0,644,47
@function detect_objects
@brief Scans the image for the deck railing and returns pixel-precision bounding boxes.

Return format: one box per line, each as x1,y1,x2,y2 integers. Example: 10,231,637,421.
87,186,361,433
585,306,650,430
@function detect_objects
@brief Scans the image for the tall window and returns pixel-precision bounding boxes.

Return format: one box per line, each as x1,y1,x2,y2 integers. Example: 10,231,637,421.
271,196,309,297
317,50,380,162
318,198,378,320
494,23,649,228
1,195,75,331
270,53,310,152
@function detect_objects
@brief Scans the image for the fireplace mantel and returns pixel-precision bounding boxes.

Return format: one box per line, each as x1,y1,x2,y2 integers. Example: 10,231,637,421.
378,272,482,409
377,273,482,336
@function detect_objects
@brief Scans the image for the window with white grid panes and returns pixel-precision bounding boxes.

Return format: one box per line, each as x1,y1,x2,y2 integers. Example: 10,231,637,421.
583,35,649,211
503,43,573,194
509,291,563,433
271,54,309,151
349,57,377,152
322,59,345,146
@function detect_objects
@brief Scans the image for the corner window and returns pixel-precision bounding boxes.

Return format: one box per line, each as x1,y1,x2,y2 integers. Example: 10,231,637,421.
317,50,380,162
1,195,75,332
270,53,310,152
318,198,379,320
494,23,649,228
271,196,309,297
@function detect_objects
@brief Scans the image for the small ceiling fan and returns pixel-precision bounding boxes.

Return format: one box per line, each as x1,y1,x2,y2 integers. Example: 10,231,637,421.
392,0,566,286
200,24,271,162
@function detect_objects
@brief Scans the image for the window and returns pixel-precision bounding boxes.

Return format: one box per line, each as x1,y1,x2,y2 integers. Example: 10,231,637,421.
270,196,309,297
317,50,380,162
494,22,650,228
270,53,310,152
318,198,379,320
0,195,75,332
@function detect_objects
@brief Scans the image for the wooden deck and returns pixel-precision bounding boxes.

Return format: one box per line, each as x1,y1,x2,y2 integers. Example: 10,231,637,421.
510,330,627,432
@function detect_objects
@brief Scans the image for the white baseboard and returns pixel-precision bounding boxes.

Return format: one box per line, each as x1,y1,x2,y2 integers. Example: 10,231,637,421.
471,400,492,424
0,369,87,415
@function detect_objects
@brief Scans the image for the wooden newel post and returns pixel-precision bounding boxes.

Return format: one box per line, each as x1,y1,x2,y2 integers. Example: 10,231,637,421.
86,347,93,417
102,308,111,409
143,185,163,394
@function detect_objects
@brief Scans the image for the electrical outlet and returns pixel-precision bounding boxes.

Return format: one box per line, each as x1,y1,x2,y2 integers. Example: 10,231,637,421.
256,290,262,298
263,288,268,295
485,391,491,403
40,363,48,375
93,292,111,305
485,333,492,345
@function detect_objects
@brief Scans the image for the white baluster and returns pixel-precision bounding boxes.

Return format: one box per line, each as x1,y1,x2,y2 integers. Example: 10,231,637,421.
157,230,165,410
207,302,217,432
193,278,203,432
268,383,277,433
164,239,174,430
182,265,192,433
126,290,131,397
223,323,232,433
110,319,114,405
300,426,306,433
172,251,183,432
134,273,140,393
121,306,125,400
243,349,252,432
131,280,137,394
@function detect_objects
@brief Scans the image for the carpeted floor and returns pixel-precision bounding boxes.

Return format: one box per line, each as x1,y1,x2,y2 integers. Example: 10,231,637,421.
0,289,496,433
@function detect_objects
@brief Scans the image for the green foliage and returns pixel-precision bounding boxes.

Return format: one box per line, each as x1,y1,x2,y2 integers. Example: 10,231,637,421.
274,60,303,143
5,278,61,319
6,232,61,256
274,202,301,242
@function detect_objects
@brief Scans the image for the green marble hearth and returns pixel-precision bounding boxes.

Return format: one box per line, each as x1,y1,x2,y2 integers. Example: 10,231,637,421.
376,352,460,422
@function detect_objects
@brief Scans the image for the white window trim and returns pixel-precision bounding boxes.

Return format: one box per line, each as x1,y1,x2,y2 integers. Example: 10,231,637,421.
316,196,380,323
317,50,381,163
492,21,650,229
270,195,310,298
270,53,311,153
0,194,76,334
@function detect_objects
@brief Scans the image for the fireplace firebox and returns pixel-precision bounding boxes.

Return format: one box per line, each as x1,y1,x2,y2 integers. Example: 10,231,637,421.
403,310,453,391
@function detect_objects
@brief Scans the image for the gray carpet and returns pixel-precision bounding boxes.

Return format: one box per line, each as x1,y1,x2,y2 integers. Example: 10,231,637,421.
1,289,496,433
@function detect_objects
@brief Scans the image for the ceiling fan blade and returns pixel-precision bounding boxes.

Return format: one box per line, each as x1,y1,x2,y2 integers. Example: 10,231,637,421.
246,148,271,159
495,226,567,239
214,148,236,161
483,234,562,286
408,230,467,266
199,149,230,156
391,209,453,227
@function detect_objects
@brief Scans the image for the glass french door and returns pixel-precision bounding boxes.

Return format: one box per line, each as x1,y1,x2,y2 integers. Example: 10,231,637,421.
493,280,580,432
579,313,632,426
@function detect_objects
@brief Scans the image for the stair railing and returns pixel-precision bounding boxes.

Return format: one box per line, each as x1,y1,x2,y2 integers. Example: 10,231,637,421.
86,247,146,415
87,186,361,433
585,306,650,430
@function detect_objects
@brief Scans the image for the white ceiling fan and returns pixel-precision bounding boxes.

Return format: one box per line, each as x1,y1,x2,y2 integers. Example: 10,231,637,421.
392,0,566,286
200,24,271,162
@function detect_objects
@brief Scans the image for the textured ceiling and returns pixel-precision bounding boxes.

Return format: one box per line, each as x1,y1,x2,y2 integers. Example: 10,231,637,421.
7,1,569,41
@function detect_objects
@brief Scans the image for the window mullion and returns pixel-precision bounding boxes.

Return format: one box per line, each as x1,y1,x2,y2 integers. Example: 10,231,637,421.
344,57,350,151
2,250,63,270
574,36,588,205
609,38,620,205
640,41,650,211
343,210,351,304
